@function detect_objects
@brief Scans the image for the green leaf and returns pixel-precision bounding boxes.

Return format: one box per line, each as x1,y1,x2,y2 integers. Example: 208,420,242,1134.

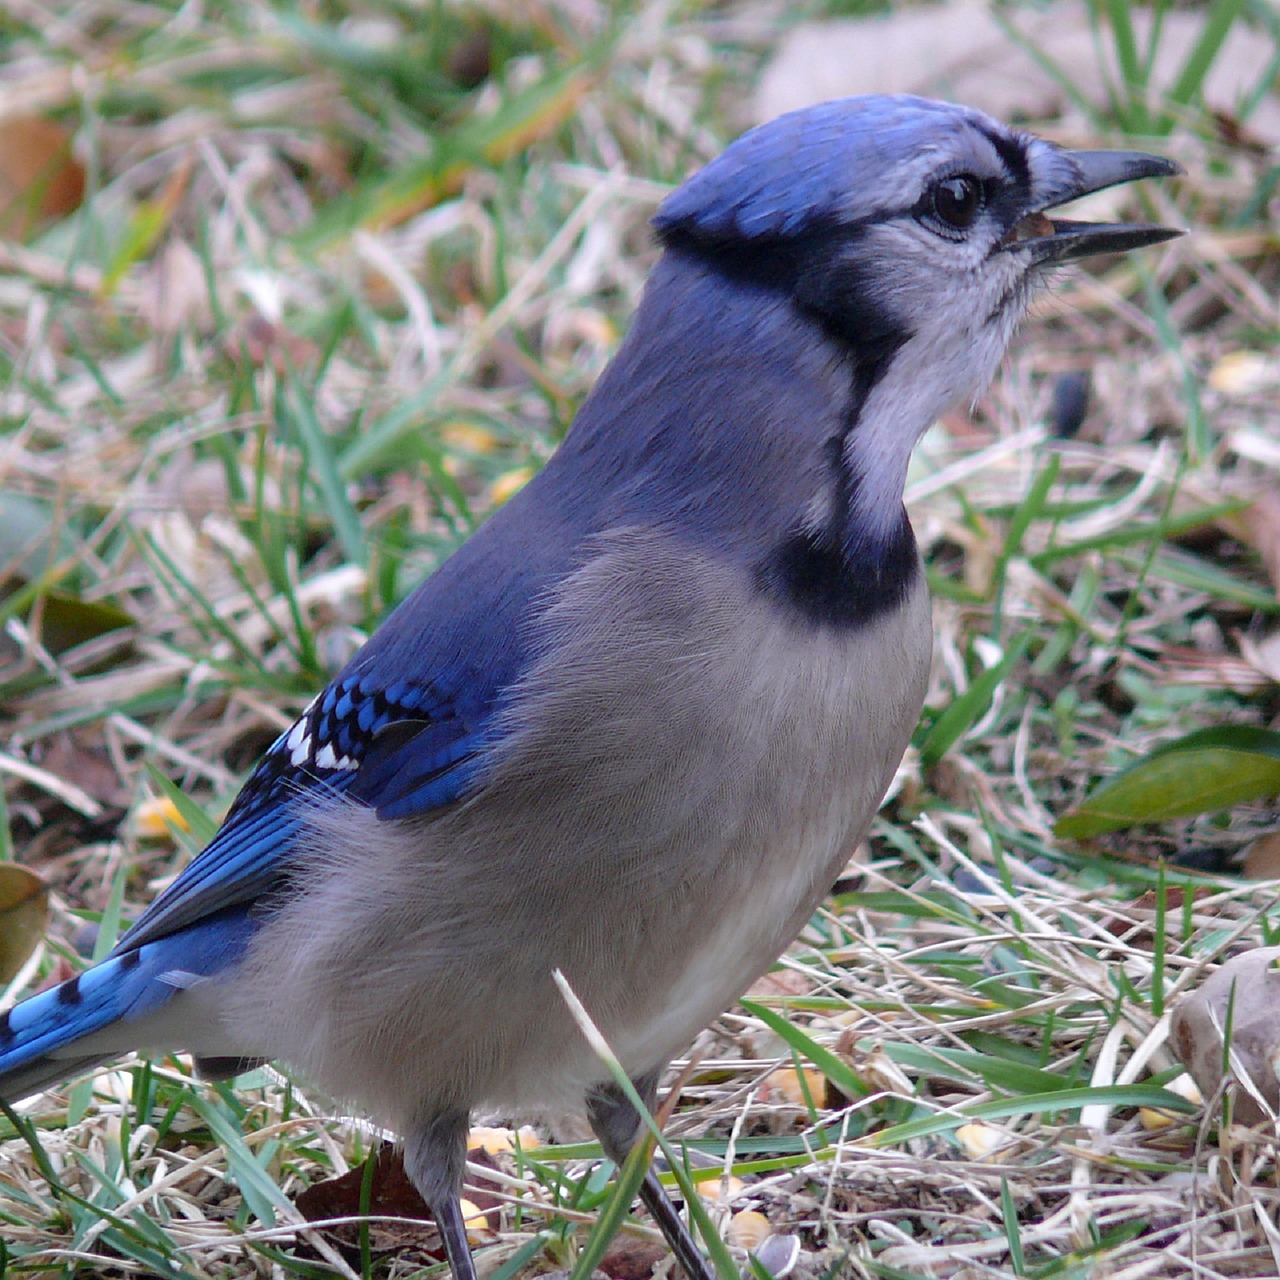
567,1136,654,1280
34,593,135,655
280,376,366,568
186,1090,293,1226
1055,726,1280,838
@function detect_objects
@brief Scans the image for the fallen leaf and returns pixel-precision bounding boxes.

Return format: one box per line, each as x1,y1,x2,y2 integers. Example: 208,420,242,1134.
441,423,502,455
295,1144,432,1226
761,1066,826,1109
745,969,813,1000
467,1124,540,1155
458,1196,495,1244
1139,1073,1202,1131
134,795,191,840
38,731,130,808
0,116,84,240
489,467,534,506
696,1173,745,1203
1056,726,1280,839
955,1121,1011,1160
598,1235,669,1280
1208,350,1273,396
0,865,51,983
1171,948,1280,1126
1219,490,1280,597
1243,831,1280,880
726,1209,771,1250
295,1140,507,1260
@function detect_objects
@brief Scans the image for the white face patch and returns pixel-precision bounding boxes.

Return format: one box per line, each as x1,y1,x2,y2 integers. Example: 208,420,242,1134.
837,216,1033,546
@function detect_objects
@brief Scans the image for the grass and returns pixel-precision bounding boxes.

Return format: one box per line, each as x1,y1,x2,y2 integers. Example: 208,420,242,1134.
2,1,1279,1277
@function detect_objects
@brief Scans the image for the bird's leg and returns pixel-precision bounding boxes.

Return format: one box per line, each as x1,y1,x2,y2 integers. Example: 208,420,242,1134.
586,1071,717,1280
404,1110,477,1280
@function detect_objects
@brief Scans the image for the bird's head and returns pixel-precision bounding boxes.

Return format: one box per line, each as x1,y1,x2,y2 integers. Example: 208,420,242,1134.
652,95,1182,545
654,94,1181,396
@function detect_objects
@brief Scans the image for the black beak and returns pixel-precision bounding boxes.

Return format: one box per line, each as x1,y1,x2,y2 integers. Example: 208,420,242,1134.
1005,149,1184,264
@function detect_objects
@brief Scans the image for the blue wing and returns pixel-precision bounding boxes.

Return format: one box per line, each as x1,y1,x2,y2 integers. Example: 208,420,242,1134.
116,669,500,954
113,424,605,957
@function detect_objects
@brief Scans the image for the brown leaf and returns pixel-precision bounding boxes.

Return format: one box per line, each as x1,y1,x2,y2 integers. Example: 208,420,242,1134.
746,969,813,1000
1171,945,1280,1126
0,116,85,240
294,1141,508,1261
1100,887,1211,947
295,1144,433,1225
598,1235,669,1280
1220,490,1280,597
0,864,51,983
1243,831,1280,880
37,730,130,808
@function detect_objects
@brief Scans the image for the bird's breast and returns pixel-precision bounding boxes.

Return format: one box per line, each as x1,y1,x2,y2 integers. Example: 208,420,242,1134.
485,525,934,1085
220,526,932,1121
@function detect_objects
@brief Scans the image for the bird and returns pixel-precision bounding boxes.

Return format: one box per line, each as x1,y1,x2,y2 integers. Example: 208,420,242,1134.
0,95,1180,1280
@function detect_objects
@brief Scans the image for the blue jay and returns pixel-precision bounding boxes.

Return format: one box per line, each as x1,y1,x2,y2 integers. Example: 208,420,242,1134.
1,96,1178,1280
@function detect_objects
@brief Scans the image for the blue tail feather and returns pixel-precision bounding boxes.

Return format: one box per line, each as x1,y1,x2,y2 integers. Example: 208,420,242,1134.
0,909,257,1104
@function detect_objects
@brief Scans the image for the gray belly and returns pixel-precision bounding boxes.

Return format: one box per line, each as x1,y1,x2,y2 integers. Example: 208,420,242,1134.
218,530,932,1128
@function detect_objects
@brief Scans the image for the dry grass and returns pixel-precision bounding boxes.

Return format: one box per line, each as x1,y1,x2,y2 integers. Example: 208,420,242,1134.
2,2,1279,1277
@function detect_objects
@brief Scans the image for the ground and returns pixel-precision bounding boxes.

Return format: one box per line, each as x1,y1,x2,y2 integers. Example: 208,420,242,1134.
1,2,1279,1278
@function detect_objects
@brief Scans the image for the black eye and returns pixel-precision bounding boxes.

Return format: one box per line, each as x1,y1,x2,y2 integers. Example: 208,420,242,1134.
927,174,984,234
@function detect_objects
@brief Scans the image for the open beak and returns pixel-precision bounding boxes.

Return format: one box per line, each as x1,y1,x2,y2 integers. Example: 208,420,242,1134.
1002,149,1184,264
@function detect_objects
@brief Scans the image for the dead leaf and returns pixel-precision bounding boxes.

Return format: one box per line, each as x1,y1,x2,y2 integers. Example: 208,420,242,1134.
955,1121,1012,1161
1218,490,1280,597
295,1141,507,1261
726,1209,771,1250
745,968,813,1000
1100,887,1210,947
1171,946,1280,1126
1243,832,1280,880
0,864,51,983
0,116,84,240
295,1144,430,1227
1208,351,1273,396
598,1235,670,1280
761,1066,829,1109
37,731,130,808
